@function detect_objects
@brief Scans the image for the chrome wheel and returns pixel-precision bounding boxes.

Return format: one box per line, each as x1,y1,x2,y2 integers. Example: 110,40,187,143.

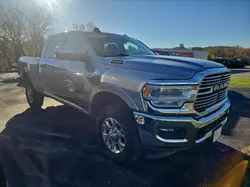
26,86,34,104
102,118,126,154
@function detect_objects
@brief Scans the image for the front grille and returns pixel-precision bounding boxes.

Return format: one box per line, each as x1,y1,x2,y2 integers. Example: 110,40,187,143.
194,71,230,113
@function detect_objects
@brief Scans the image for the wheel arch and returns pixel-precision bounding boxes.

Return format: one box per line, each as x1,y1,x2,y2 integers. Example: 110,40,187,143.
90,84,139,117
21,72,32,86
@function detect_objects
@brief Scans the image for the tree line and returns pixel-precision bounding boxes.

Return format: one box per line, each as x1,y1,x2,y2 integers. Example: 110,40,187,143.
174,43,250,62
0,3,56,72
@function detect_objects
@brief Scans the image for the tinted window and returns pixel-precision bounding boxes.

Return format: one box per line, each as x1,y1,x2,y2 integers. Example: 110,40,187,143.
124,42,140,53
87,33,155,57
44,33,66,58
65,32,85,53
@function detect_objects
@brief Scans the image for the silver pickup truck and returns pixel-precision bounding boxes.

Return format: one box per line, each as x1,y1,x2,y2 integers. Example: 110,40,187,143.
18,29,230,162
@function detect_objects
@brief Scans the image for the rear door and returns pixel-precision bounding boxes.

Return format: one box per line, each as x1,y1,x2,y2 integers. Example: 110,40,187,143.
39,33,69,97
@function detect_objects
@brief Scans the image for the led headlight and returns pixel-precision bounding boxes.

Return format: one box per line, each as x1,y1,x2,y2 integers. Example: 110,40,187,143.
143,85,197,108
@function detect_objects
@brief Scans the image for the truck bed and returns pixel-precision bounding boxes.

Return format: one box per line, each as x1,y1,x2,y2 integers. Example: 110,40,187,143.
18,56,41,90
18,56,40,65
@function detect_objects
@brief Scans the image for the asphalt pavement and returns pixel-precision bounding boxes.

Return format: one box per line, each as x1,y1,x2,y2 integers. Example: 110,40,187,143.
0,74,250,186
230,68,250,78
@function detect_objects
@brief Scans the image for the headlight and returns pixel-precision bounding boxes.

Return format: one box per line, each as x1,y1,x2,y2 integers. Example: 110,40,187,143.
143,85,197,108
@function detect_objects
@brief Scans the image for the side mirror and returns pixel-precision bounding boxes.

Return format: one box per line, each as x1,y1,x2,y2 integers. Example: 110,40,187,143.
54,46,89,62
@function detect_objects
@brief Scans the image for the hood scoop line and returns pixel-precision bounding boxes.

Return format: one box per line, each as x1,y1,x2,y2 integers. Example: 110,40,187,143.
110,60,125,65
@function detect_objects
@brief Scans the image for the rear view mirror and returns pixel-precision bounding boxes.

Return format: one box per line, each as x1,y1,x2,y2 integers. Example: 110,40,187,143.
54,46,89,62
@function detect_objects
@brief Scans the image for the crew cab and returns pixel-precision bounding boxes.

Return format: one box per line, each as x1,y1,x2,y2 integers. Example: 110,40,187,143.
18,29,230,162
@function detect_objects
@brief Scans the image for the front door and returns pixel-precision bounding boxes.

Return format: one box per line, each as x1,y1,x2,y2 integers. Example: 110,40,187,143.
57,32,92,109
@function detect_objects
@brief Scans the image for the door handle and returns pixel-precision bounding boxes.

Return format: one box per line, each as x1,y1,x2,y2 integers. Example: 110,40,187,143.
85,73,93,79
58,66,67,71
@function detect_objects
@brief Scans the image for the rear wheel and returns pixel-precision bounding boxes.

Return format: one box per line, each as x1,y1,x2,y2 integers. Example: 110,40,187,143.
25,85,44,108
96,104,142,163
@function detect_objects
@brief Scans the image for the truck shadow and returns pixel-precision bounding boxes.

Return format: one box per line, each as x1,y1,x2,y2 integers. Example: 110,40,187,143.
223,90,250,136
0,76,20,84
0,105,250,187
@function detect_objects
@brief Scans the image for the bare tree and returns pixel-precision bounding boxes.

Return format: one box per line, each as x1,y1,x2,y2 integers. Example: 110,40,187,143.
26,5,56,56
0,3,56,71
0,5,27,70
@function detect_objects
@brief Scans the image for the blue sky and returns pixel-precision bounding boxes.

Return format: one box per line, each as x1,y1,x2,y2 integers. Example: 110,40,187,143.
4,0,250,48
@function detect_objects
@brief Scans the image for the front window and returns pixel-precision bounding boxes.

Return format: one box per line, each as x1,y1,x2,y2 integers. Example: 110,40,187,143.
87,33,155,57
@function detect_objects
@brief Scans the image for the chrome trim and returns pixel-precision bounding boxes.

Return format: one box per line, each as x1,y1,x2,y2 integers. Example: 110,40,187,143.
195,131,213,143
194,71,230,113
155,136,188,143
147,98,228,116
198,98,228,117
148,102,197,114
147,80,199,85
195,116,228,143
134,99,230,128
134,100,230,144
192,100,229,127
195,96,217,104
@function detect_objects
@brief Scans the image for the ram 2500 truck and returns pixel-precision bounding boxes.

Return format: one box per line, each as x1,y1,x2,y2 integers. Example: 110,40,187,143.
18,29,230,162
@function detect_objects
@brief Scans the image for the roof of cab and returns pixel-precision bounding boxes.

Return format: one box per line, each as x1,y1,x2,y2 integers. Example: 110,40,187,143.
56,30,125,38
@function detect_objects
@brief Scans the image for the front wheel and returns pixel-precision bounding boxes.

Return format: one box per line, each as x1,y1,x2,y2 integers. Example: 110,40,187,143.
96,104,141,163
25,85,44,108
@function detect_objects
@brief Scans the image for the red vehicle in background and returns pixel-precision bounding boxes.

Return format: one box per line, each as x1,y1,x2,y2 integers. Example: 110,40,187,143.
153,49,208,60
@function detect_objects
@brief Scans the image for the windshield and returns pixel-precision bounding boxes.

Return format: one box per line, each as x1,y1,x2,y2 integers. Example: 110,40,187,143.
87,33,155,57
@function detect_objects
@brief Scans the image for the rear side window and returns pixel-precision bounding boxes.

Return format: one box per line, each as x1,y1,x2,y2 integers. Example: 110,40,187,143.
44,33,66,58
65,32,86,53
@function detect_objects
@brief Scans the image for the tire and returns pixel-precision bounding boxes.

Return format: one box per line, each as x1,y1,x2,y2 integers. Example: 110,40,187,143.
25,85,44,108
96,104,141,163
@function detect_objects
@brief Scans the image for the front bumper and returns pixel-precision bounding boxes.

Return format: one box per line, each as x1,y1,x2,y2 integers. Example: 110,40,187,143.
133,99,230,151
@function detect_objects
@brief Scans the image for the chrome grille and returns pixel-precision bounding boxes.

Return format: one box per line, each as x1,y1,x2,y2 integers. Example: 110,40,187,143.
194,71,230,113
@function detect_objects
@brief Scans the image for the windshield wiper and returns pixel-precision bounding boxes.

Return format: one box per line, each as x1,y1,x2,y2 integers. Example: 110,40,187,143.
104,53,129,57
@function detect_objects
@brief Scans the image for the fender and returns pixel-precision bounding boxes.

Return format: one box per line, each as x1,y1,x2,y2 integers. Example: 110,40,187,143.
91,84,140,111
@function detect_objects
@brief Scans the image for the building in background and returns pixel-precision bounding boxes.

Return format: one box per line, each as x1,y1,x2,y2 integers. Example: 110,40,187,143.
153,49,208,60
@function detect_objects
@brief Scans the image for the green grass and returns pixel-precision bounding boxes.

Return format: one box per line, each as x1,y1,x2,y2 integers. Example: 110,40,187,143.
230,77,250,88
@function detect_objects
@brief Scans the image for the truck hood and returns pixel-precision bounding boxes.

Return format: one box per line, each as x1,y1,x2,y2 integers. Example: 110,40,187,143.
104,55,224,80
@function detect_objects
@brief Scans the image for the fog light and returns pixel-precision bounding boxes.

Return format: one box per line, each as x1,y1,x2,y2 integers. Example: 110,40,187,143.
134,114,145,125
